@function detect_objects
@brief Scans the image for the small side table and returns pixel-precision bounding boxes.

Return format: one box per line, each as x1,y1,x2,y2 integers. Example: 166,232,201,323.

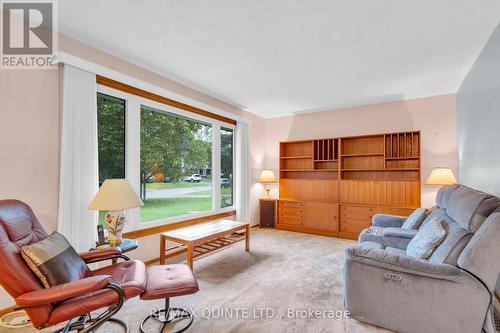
91,238,138,264
260,198,277,228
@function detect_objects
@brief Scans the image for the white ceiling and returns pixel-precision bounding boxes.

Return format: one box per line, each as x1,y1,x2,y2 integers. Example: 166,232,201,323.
59,1,500,118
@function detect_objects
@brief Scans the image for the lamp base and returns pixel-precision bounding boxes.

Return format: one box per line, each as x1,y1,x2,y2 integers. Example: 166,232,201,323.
103,210,126,246
264,186,271,199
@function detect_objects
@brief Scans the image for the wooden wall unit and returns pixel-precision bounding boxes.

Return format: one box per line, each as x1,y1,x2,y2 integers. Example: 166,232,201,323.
277,132,420,239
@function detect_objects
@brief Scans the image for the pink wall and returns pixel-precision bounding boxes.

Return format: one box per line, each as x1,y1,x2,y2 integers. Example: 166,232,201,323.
0,68,61,307
264,94,457,207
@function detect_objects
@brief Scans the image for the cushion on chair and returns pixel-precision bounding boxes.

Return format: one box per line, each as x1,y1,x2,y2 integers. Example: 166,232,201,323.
141,264,199,300
436,184,459,210
420,207,447,228
428,216,473,265
401,208,426,229
21,232,90,288
406,218,447,259
446,185,500,232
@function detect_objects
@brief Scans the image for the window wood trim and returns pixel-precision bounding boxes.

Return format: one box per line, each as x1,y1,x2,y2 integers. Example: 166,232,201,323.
96,75,237,125
122,210,236,239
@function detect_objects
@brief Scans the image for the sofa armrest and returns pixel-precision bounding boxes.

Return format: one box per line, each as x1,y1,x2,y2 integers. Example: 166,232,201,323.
345,245,460,280
383,227,418,239
371,214,406,228
79,247,128,263
16,275,112,308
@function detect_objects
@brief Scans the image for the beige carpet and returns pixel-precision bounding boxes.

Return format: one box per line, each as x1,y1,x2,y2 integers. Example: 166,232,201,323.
9,229,389,333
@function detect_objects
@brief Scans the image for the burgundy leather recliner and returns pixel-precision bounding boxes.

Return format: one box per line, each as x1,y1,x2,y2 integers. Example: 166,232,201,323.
0,199,146,332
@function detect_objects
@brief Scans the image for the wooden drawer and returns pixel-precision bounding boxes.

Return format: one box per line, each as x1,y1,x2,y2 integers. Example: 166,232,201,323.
340,205,372,233
341,205,373,219
279,206,304,216
278,215,304,227
279,200,304,208
341,218,371,234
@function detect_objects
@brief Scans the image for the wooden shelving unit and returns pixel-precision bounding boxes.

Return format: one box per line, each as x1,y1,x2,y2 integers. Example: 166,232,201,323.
278,131,421,239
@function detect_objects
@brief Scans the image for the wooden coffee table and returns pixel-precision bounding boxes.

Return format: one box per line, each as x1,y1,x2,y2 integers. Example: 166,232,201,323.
160,219,250,269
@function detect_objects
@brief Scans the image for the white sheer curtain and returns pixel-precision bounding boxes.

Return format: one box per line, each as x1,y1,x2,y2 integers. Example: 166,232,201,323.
58,64,98,252
235,122,251,223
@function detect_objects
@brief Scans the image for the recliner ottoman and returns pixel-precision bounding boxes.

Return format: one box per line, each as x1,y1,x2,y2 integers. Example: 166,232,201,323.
140,264,199,333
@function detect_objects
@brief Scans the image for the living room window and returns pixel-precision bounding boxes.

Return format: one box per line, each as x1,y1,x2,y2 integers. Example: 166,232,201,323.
97,93,126,185
220,127,234,208
140,105,213,222
96,86,236,231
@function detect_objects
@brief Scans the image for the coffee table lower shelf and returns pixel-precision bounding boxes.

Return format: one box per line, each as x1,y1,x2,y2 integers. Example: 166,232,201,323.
160,220,250,269
163,233,246,263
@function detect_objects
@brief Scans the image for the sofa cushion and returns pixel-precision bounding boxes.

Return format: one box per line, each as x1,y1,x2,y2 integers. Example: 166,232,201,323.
420,207,447,228
401,208,426,229
447,185,500,232
428,216,473,265
436,184,459,210
470,195,500,232
407,218,447,259
21,232,90,288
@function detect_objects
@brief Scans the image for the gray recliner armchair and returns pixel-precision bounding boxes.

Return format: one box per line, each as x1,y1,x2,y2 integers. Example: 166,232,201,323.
344,185,500,333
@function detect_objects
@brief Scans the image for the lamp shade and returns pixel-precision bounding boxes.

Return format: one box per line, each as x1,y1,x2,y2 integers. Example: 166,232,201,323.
425,167,457,185
258,170,277,183
88,179,144,211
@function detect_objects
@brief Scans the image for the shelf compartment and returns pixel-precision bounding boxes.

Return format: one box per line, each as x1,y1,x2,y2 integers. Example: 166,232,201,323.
386,159,419,169
280,156,313,159
385,132,419,158
385,157,419,160
341,170,419,181
314,160,338,170
280,170,338,180
280,141,313,158
281,158,313,170
341,155,384,170
314,138,338,161
282,169,338,172
341,136,385,155
341,168,419,171
313,139,339,161
341,153,384,157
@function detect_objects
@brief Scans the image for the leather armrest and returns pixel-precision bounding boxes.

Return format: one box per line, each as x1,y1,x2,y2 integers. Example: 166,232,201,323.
345,245,460,280
371,214,406,228
79,247,122,262
16,275,112,308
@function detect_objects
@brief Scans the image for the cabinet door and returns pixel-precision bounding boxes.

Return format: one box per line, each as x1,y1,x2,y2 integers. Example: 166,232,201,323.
304,202,339,231
278,200,304,226
340,205,372,233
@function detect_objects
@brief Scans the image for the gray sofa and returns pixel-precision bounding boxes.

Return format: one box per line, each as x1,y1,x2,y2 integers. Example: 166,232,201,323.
344,185,500,333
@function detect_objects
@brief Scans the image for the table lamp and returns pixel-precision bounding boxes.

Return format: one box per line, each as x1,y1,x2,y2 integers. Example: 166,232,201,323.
425,167,457,185
258,169,277,198
88,179,143,246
